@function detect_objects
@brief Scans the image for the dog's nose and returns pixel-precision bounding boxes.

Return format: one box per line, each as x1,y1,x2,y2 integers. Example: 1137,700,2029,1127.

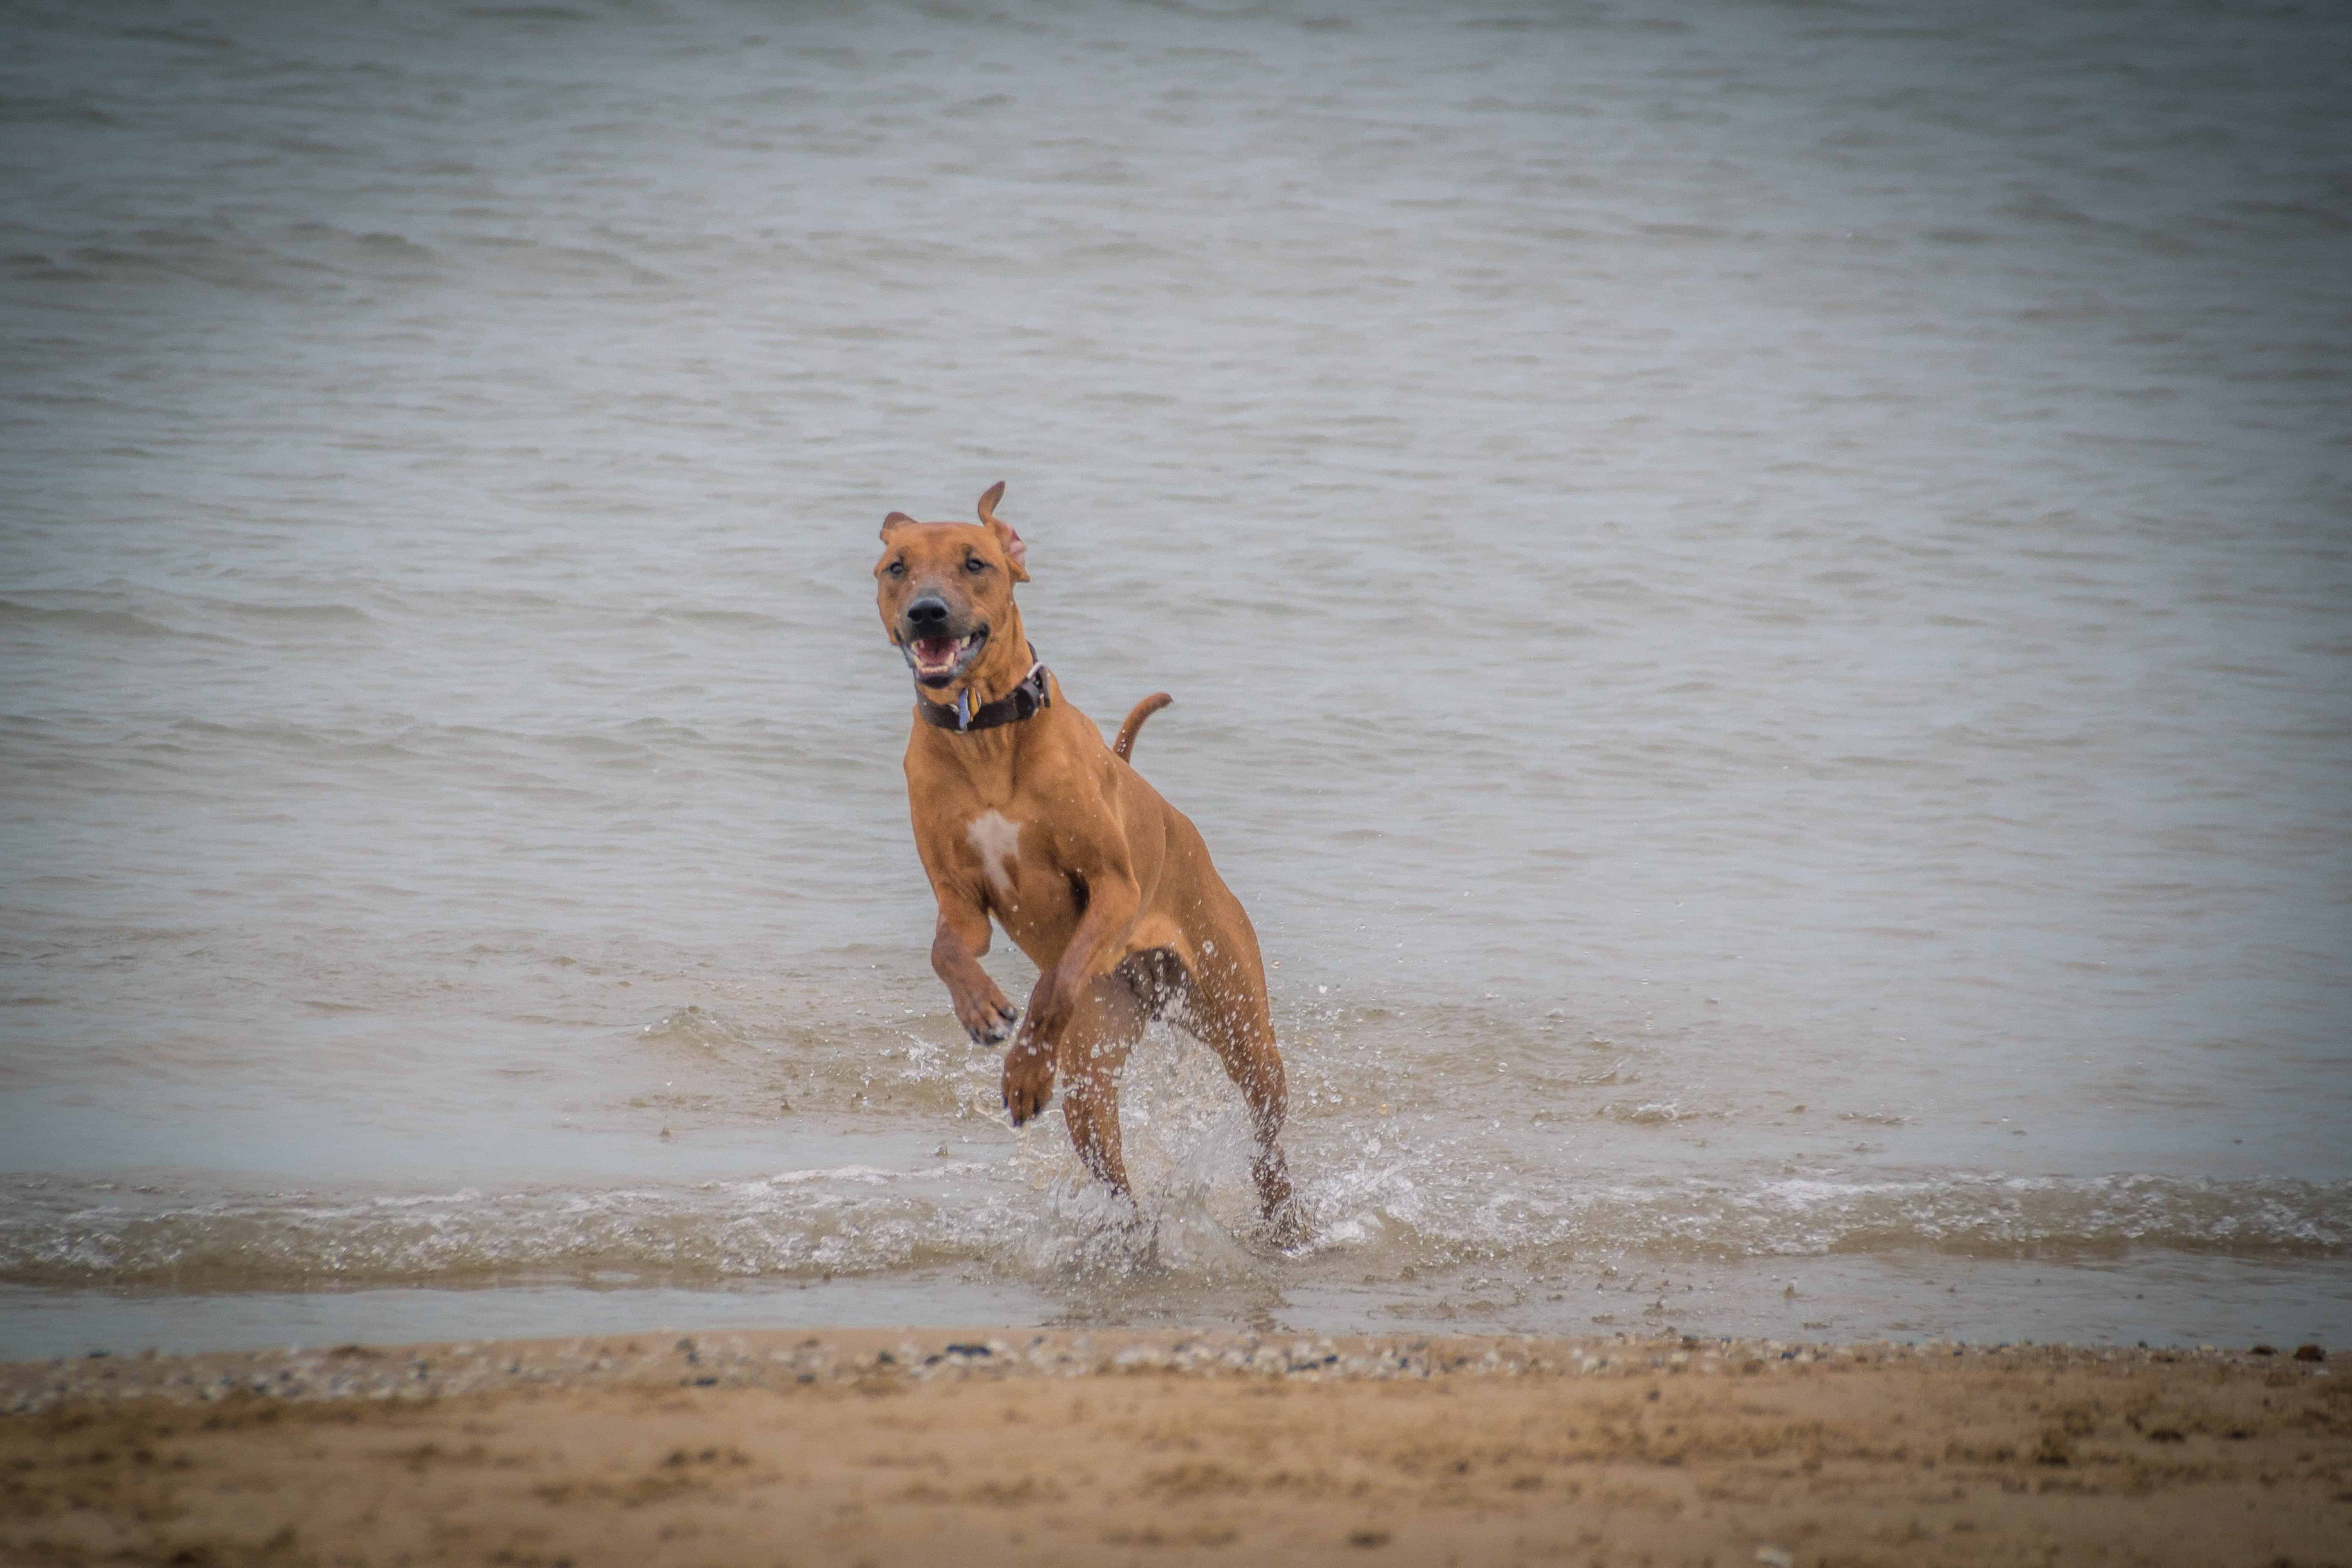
905,596,950,632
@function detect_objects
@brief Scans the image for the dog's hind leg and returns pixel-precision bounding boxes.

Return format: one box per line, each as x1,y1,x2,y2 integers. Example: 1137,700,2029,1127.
1232,1034,1298,1238
1184,979,1298,1239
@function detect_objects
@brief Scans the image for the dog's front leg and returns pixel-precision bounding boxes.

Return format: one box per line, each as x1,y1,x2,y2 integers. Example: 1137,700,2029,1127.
1002,870,1140,1127
931,895,1018,1045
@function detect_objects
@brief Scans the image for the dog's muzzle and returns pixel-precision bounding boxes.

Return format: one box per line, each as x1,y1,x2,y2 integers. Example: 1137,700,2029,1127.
900,601,988,688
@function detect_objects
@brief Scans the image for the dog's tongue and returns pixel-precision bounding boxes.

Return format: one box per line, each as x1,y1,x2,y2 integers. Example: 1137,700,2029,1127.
914,635,958,664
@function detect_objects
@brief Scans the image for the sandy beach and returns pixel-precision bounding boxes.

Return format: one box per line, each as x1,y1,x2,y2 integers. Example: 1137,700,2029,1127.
4,1330,2342,1567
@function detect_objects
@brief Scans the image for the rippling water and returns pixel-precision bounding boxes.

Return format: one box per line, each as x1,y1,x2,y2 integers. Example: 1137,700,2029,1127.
3,0,2348,1359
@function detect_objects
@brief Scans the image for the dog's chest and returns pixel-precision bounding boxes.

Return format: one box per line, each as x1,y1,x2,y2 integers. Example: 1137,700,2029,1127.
965,810,1023,901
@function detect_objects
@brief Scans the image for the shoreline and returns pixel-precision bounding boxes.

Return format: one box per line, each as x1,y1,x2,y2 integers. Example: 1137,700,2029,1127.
2,1326,2333,1412
6,1329,2343,1565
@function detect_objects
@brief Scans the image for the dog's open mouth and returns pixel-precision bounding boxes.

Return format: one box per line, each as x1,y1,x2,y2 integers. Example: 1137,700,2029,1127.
905,627,987,687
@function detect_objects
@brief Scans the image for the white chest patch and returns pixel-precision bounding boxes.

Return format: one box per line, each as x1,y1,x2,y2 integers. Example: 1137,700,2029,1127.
966,811,1022,900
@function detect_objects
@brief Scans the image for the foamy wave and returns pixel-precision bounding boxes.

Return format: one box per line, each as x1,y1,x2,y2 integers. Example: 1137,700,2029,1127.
1330,1171,2352,1266
0,1174,985,1290
1,1170,2340,1293
764,1166,900,1186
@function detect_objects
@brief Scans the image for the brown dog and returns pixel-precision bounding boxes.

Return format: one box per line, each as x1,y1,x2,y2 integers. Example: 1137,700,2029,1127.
873,483,1297,1236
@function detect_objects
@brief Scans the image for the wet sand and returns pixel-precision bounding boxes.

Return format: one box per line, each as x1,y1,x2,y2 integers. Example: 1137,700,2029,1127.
3,1330,2343,1566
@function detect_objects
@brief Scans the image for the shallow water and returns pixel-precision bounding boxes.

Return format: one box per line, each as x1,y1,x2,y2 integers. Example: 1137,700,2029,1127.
2,0,2348,1360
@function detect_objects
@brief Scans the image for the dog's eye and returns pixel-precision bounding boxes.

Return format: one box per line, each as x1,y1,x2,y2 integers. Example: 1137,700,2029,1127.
885,560,906,578
963,557,988,574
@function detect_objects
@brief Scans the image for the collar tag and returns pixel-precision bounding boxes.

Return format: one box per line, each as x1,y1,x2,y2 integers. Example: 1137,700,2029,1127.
916,656,1051,737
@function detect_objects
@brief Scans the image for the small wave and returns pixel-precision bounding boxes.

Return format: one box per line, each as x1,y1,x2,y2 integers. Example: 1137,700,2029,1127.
0,95,122,126
1309,1171,2352,1270
119,24,234,49
203,599,376,628
463,4,594,20
633,606,791,632
454,235,668,287
279,223,443,280
22,228,388,296
0,599,226,644
0,1178,981,1290
638,1005,758,1049
0,592,372,647
1596,1100,1698,1124
163,717,415,761
2,1169,2339,1295
765,1166,899,1186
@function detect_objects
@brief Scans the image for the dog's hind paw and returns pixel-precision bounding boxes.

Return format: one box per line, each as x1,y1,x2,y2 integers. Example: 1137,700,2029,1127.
1262,1197,1312,1252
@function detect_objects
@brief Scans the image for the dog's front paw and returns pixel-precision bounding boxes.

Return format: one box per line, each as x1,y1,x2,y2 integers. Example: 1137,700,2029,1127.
957,994,1019,1046
1001,1039,1055,1126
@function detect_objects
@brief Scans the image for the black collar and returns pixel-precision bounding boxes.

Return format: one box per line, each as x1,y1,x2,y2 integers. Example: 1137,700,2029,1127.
916,657,1050,734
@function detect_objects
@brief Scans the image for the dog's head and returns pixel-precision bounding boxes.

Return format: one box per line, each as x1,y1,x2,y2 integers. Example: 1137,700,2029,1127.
874,481,1030,692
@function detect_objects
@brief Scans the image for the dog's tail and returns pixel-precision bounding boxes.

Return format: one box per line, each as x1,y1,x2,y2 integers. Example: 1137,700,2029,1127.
1113,693,1173,761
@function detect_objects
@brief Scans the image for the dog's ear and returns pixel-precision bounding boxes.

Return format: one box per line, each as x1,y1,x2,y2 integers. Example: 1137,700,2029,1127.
975,482,1028,581
879,510,919,542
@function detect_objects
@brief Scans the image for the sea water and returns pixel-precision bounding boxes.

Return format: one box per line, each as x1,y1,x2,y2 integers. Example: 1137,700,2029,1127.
1,0,2346,1358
